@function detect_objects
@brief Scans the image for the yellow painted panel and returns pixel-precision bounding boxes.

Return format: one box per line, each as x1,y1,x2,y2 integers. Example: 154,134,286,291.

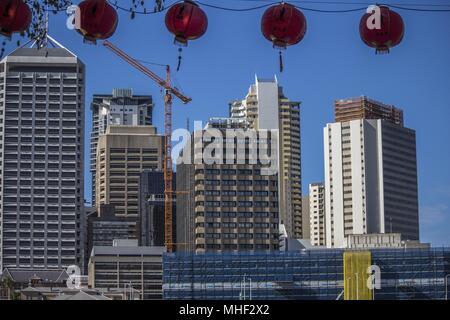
343,251,372,300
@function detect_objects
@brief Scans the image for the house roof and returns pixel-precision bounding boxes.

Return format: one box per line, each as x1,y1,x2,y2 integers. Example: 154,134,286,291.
91,245,165,257
52,291,111,300
2,268,69,283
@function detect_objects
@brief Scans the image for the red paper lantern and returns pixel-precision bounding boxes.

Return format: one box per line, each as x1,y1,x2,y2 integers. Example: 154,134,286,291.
165,0,208,46
78,0,118,43
360,5,404,54
261,3,306,49
0,0,31,37
261,3,307,72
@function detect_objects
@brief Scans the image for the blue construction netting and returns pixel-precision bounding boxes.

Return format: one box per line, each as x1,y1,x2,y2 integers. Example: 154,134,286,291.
162,247,450,300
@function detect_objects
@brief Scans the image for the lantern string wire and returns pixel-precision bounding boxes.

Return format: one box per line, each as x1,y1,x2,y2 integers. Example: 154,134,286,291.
196,1,276,11
227,0,450,7
293,5,367,12
107,0,184,14
41,0,450,14
195,1,450,13
386,4,450,12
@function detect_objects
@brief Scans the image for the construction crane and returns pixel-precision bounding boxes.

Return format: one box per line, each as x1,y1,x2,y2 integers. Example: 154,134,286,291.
103,40,192,253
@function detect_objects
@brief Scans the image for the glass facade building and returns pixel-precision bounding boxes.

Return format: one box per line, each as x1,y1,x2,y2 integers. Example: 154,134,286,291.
163,248,450,300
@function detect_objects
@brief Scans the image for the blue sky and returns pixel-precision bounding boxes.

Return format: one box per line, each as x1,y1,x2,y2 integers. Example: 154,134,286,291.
5,0,450,245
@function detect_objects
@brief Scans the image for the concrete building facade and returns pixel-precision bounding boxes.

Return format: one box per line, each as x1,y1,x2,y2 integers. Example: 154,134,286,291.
139,170,176,247
95,125,164,217
86,204,139,268
229,76,302,239
309,183,326,246
0,45,85,270
324,101,419,248
88,242,165,300
90,89,153,205
176,118,280,253
301,196,310,241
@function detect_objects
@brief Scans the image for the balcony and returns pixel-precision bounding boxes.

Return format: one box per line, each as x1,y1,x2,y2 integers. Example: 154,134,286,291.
195,227,205,234
195,238,205,245
195,216,205,224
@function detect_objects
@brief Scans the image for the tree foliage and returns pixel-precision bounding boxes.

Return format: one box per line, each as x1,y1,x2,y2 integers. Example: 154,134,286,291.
22,0,165,47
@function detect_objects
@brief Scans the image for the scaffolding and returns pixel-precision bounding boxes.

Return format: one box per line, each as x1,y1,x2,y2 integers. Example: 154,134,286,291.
335,96,404,126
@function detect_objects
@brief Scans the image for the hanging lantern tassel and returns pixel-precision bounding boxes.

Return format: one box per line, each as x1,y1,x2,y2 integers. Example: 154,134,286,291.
279,50,284,73
177,47,183,72
166,1,208,72
262,3,306,73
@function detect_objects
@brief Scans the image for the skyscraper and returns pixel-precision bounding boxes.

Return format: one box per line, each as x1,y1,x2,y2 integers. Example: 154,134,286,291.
139,170,176,247
90,89,153,205
176,118,280,253
308,183,326,246
229,76,302,239
324,97,419,248
95,125,164,217
301,195,310,241
0,44,84,270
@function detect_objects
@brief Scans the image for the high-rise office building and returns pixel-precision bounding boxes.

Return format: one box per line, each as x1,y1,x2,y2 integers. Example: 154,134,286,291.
0,44,85,270
86,204,139,265
229,76,302,239
301,196,310,241
309,183,326,246
90,89,153,205
95,125,164,217
176,118,280,253
139,170,176,247
324,98,419,248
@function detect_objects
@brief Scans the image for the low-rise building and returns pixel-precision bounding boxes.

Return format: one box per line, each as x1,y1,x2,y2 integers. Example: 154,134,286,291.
19,287,140,300
1,268,69,290
88,242,165,300
343,233,430,249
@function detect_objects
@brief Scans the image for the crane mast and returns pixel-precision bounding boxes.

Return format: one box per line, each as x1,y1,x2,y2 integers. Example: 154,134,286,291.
164,66,174,253
102,40,191,253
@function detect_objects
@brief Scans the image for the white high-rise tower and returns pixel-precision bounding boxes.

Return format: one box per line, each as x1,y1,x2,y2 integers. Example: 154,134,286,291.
324,97,419,248
230,76,302,238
